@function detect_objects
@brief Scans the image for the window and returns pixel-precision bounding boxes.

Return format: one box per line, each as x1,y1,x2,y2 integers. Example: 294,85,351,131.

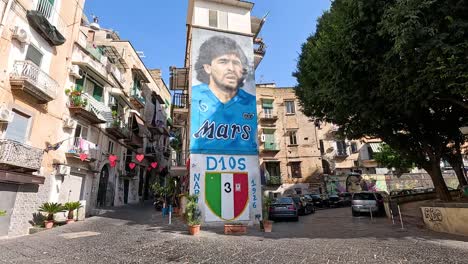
208,10,227,29
209,10,217,27
74,124,88,139
368,146,374,160
290,162,302,178
285,101,295,114
288,130,297,145
265,162,280,177
336,140,347,156
108,140,114,154
351,142,358,153
25,45,43,67
262,99,274,118
4,110,31,143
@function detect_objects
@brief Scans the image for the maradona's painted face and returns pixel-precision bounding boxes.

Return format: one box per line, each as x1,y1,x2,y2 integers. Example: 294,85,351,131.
204,53,243,91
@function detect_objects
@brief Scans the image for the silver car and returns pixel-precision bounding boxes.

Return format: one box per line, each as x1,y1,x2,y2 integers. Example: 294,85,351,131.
351,192,380,217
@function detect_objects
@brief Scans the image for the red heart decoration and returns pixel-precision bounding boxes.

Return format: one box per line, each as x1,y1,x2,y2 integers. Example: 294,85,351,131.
79,153,87,161
151,162,158,168
147,167,152,171
186,158,190,169
110,160,117,168
108,155,118,163
136,154,144,162
129,162,136,170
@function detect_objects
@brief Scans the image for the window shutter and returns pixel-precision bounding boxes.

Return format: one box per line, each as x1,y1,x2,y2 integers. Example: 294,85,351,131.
25,45,43,67
5,110,30,143
262,99,273,109
209,10,217,27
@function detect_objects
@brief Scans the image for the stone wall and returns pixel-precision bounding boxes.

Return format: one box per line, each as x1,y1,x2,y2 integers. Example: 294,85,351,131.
8,174,52,236
421,204,468,236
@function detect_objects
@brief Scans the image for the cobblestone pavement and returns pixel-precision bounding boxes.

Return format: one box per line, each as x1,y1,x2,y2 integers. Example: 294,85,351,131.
1,203,468,264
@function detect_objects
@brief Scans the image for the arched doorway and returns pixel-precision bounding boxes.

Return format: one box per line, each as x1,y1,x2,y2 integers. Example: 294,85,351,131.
97,165,109,207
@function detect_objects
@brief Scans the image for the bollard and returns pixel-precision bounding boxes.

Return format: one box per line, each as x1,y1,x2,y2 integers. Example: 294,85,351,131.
397,204,404,230
168,205,172,225
390,207,395,225
370,207,373,222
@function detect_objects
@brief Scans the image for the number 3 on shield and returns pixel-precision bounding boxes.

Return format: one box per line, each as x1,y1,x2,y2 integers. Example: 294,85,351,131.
224,182,232,193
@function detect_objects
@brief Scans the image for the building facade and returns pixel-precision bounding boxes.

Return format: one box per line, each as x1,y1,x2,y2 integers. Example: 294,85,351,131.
0,0,170,237
256,84,323,196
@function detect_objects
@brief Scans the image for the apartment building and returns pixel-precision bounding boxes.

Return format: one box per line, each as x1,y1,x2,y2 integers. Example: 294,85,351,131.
256,84,323,196
0,0,85,236
0,1,170,236
170,0,266,223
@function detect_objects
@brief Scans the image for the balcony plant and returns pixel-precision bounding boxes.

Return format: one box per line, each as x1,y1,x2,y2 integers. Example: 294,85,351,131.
262,196,274,232
0,210,6,216
65,87,88,108
224,222,247,235
38,202,63,229
63,201,82,224
185,194,201,235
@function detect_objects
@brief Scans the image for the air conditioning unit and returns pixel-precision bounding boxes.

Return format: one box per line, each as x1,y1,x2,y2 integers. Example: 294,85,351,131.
57,165,70,175
0,106,13,123
12,26,29,44
260,134,266,142
69,65,83,79
63,117,77,129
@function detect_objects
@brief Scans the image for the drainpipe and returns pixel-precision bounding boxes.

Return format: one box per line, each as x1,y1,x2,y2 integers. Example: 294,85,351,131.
0,0,13,37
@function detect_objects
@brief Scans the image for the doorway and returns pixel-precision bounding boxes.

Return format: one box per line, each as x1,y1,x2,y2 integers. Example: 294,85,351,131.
0,183,18,236
97,165,109,207
123,180,129,204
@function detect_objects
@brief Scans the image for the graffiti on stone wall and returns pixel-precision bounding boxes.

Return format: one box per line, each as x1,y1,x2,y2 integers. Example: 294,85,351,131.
423,208,443,222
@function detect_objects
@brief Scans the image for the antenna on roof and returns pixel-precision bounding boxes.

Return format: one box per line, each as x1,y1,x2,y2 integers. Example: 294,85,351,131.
90,14,100,30
137,51,146,58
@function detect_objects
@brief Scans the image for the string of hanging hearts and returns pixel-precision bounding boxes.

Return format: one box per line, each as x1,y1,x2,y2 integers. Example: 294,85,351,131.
78,153,162,171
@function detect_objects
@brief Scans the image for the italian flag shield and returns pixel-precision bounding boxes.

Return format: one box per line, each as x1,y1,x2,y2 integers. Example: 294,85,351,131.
205,172,249,220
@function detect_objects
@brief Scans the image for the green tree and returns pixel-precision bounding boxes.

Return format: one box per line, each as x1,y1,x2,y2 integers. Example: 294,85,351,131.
295,0,468,201
374,144,413,176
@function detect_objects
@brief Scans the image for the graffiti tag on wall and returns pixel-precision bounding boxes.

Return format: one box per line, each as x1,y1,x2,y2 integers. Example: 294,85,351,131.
423,208,443,222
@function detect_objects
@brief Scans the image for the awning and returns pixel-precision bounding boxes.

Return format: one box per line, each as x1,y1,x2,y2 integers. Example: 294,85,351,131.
0,170,45,185
369,143,382,153
132,113,150,138
26,11,65,46
132,68,150,83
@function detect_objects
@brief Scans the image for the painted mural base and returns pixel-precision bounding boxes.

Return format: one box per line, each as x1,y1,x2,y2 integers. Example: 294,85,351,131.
421,205,468,236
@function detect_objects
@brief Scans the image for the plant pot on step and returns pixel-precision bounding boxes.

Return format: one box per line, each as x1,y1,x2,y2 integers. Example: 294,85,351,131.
189,224,200,235
224,224,247,235
44,220,54,229
263,220,273,232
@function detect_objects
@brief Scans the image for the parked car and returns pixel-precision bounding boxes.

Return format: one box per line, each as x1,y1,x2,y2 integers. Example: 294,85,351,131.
268,197,299,221
290,196,314,215
300,195,316,214
338,192,352,207
304,194,324,208
328,194,341,207
351,192,381,217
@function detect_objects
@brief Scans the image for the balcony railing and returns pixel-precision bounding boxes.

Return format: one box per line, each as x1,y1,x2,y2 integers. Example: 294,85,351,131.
10,60,58,103
263,142,280,151
35,0,66,36
171,151,188,167
0,139,43,172
66,137,98,161
173,93,188,109
267,175,282,185
105,119,130,139
68,93,112,124
130,88,145,108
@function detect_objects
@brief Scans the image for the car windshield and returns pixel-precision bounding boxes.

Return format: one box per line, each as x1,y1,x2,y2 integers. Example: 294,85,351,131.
311,195,321,199
353,193,375,200
274,197,293,204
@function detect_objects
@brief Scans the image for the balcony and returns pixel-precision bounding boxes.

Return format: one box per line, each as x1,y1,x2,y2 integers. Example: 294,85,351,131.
261,142,280,152
253,38,266,69
172,93,189,127
105,119,130,140
65,137,98,162
124,132,143,149
72,42,109,83
169,67,189,90
0,139,44,172
266,175,282,186
170,151,188,177
26,0,66,46
130,89,145,109
68,93,112,124
10,60,58,103
259,112,278,123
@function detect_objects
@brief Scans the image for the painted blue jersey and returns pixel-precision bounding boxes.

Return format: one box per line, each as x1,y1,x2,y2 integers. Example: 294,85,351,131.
190,83,258,155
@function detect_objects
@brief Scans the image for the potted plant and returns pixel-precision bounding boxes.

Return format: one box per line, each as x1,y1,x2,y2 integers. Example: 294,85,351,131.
262,196,274,232
224,222,247,235
63,201,82,224
38,202,63,229
185,194,201,235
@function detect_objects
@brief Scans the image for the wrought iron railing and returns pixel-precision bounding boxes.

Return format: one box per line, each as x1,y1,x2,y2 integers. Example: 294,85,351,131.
81,93,112,122
264,142,280,151
0,139,43,171
67,137,99,159
173,93,188,109
10,60,58,99
267,175,282,185
171,151,188,167
36,0,66,35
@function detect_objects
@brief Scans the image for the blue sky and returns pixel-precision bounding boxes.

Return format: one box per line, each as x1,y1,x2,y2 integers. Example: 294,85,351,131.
84,0,331,87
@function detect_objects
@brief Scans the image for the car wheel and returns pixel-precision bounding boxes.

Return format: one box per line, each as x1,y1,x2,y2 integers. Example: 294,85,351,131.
352,210,359,217
311,207,316,214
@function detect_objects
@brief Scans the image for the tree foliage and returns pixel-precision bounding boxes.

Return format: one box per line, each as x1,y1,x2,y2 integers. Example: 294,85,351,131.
295,0,468,200
374,144,414,176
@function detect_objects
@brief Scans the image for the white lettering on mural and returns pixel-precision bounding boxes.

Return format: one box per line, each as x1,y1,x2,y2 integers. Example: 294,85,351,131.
193,120,251,141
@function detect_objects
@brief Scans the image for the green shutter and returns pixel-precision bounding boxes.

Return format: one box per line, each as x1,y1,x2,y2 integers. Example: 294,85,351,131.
75,77,84,92
92,85,103,102
262,99,273,109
